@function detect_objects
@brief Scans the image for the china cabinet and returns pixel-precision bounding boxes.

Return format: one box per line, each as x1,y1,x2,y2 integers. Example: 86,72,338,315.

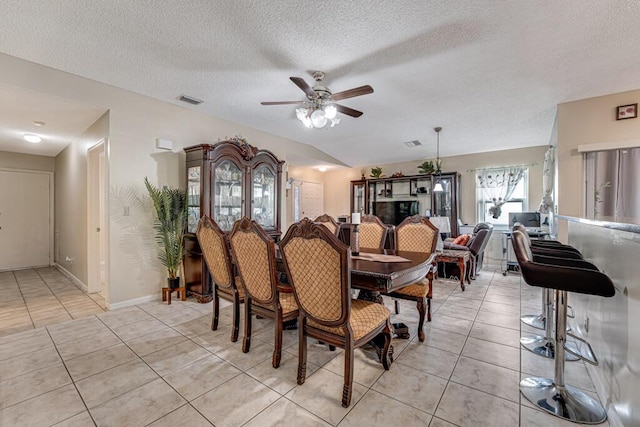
183,138,284,301
351,171,461,236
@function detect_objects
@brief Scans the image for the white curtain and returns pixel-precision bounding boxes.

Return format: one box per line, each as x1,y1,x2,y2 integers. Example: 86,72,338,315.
476,167,526,219
538,145,554,214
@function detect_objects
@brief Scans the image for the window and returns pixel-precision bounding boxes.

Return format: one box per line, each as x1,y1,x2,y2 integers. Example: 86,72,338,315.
476,168,528,226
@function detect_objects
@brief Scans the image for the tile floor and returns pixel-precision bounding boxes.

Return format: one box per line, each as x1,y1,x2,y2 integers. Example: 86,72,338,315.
0,267,608,426
0,269,106,337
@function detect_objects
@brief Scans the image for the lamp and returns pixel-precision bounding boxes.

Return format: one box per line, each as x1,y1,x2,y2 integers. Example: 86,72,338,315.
433,127,444,192
296,102,340,129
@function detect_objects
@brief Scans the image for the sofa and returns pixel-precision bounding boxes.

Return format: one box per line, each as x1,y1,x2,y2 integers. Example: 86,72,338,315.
443,223,494,279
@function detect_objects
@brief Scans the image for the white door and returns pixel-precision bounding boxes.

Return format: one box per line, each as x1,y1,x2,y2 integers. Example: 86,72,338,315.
0,170,51,270
87,140,108,299
298,181,323,220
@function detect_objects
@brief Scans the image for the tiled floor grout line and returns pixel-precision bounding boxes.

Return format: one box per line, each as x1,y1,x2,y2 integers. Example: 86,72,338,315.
37,268,106,318
44,325,99,427
12,270,37,330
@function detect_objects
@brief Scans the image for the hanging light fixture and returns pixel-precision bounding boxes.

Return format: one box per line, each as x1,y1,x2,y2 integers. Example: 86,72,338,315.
433,127,444,192
296,102,340,129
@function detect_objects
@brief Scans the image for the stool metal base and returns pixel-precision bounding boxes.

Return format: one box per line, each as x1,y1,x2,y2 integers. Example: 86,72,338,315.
521,314,545,330
520,336,580,361
520,376,607,424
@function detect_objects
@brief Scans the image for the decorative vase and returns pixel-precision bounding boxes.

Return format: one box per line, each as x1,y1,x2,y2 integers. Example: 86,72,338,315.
168,277,181,289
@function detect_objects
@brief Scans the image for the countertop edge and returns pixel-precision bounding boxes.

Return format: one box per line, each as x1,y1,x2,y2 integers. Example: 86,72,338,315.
558,215,640,235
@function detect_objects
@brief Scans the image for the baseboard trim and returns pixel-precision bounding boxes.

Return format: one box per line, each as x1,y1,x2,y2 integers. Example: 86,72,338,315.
108,294,160,311
54,264,88,293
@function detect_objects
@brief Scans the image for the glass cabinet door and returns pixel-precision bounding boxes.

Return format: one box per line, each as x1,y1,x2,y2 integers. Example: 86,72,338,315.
433,176,453,218
352,182,366,214
252,165,276,229
187,166,201,233
214,160,243,231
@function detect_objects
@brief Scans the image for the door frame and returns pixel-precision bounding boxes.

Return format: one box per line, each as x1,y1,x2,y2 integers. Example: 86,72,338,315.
87,138,110,301
0,167,54,269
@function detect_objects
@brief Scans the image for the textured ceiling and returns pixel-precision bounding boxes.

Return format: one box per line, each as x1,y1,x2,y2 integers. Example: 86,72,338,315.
1,1,639,164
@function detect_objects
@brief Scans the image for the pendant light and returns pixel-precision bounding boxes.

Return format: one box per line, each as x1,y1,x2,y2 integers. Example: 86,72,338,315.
433,127,444,192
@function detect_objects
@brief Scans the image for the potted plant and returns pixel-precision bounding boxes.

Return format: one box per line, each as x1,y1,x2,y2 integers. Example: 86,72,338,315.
417,160,435,174
370,166,384,178
144,177,188,289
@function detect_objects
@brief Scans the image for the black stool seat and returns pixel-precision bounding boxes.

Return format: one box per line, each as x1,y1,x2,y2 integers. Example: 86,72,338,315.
512,230,615,424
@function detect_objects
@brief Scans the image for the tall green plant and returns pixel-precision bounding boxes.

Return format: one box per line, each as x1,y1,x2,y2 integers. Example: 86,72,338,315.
144,177,187,280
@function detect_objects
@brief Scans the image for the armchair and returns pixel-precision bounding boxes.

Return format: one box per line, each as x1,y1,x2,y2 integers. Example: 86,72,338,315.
443,223,493,279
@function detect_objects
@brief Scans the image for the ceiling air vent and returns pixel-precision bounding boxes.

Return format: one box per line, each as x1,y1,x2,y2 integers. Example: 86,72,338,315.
178,94,203,105
404,140,422,148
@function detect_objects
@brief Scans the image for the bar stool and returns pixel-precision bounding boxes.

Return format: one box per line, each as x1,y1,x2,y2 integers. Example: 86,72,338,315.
512,230,615,423
513,223,582,331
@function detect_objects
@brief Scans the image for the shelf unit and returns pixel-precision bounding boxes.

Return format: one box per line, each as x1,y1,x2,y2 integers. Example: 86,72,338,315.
351,171,461,236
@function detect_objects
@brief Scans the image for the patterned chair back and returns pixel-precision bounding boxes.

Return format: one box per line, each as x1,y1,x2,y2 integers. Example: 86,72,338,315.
314,214,340,236
395,215,438,253
280,218,350,326
229,217,278,305
196,215,233,289
359,214,387,250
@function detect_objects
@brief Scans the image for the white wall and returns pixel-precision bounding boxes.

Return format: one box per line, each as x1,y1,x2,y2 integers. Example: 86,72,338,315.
0,151,55,171
0,52,341,305
557,88,640,238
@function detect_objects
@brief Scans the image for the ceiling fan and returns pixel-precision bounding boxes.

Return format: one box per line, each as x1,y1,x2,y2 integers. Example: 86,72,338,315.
261,71,374,128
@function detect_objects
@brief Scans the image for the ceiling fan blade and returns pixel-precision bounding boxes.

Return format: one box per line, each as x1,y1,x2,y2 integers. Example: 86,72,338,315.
290,77,317,99
331,85,374,101
261,101,306,105
336,104,363,118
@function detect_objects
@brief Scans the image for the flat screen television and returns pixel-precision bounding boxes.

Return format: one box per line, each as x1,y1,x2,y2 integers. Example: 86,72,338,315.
508,211,541,228
373,200,419,226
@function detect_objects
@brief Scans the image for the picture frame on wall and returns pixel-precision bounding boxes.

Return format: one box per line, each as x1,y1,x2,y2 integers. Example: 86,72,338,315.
616,103,637,120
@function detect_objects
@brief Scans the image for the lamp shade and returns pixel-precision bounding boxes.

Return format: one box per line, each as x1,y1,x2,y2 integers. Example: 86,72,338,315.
429,216,451,234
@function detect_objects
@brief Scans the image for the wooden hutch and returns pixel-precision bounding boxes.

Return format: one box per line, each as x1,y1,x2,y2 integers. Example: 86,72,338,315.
183,138,283,302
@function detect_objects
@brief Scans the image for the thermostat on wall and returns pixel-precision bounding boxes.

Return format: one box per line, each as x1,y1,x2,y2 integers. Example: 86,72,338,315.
156,138,173,150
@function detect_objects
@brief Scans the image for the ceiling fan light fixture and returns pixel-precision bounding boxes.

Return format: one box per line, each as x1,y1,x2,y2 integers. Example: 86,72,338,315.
310,108,328,128
24,133,42,143
324,104,337,120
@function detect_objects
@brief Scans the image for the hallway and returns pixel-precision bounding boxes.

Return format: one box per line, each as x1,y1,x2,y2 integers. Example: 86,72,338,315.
0,268,105,336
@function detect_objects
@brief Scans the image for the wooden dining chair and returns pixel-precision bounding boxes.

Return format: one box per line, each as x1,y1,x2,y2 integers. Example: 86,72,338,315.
280,218,393,407
314,214,340,237
384,215,438,342
196,215,244,342
228,217,298,368
359,214,387,250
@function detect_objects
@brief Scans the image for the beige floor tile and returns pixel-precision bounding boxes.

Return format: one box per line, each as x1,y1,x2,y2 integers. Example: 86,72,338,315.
192,373,280,427
285,368,367,425
65,343,138,381
451,356,520,402
52,410,95,427
111,317,169,341
142,340,210,376
148,404,213,427
163,354,242,401
56,329,122,361
395,341,459,379
0,384,85,426
247,350,320,395
373,362,448,414
0,330,54,360
217,339,275,371
75,359,159,408
435,382,519,427
97,306,154,329
0,347,61,381
125,327,187,357
461,336,520,371
89,378,185,426
340,389,432,426
243,398,331,427
469,321,521,348
0,362,72,409
323,348,386,387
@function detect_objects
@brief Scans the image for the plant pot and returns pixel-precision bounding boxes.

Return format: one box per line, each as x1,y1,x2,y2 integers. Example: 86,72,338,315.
168,277,181,289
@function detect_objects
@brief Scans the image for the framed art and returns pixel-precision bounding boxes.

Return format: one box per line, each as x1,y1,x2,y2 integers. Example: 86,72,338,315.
616,103,637,120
